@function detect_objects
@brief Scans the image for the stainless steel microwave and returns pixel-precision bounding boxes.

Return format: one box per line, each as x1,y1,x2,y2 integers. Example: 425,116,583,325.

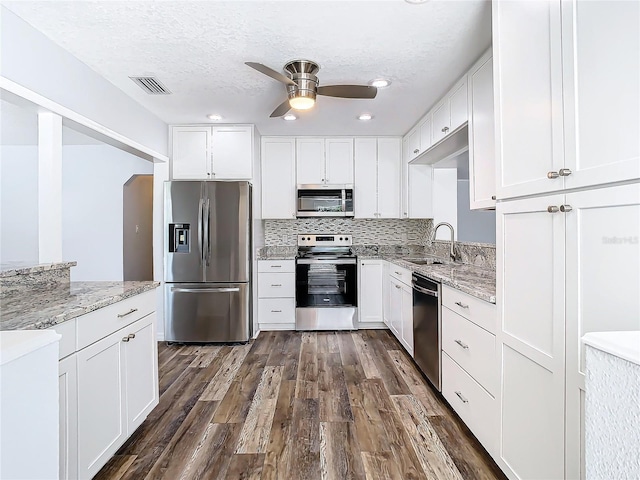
297,184,354,217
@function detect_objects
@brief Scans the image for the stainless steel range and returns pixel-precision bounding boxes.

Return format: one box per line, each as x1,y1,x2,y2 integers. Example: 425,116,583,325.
295,234,358,331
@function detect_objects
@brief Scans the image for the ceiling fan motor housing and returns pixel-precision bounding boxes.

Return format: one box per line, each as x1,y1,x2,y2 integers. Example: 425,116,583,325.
285,60,320,103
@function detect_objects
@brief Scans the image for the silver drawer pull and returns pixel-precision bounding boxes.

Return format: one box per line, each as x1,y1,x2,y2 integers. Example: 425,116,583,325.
122,337,130,343
271,310,282,313
270,265,282,268
455,391,469,403
395,285,401,289
128,333,136,339
271,284,282,287
455,301,469,309
394,271,402,275
454,339,469,349
117,308,138,318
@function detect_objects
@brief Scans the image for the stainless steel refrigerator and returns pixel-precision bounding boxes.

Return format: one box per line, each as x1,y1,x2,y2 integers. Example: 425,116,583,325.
164,181,252,342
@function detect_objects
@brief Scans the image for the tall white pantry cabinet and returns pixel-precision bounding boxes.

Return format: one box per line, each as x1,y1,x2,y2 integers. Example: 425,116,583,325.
493,1,640,480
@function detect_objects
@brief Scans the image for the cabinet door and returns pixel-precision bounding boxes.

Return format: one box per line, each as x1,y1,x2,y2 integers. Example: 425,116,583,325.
382,261,390,327
561,0,640,190
211,125,253,179
124,315,158,433
401,284,414,357
401,136,410,218
432,168,457,240
354,138,378,219
296,138,325,184
408,165,433,219
171,127,211,179
406,127,421,160
77,330,127,479
468,53,496,209
493,0,565,199
262,137,296,219
432,100,450,144
419,114,433,152
496,194,566,480
389,278,403,339
564,183,640,479
359,260,383,324
325,138,354,184
377,138,401,219
449,78,468,131
59,354,78,480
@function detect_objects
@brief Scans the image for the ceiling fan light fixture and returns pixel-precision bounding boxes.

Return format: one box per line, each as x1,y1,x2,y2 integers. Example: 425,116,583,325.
289,95,316,110
369,78,391,88
207,114,222,121
358,113,373,121
283,114,297,121
405,0,429,4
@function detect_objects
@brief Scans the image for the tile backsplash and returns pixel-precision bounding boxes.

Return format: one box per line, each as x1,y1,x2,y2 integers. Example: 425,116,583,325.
264,218,433,246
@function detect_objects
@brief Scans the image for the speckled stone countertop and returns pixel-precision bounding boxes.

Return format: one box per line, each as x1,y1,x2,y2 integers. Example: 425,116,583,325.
0,281,160,331
0,261,77,277
384,257,496,304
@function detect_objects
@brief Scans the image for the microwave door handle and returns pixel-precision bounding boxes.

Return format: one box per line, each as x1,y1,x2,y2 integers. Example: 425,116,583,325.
342,189,346,214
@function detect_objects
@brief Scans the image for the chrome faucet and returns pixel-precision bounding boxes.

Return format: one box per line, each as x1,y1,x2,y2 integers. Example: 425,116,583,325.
433,222,456,262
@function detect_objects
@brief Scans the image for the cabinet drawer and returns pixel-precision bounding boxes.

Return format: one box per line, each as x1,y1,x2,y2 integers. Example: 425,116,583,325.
442,352,497,454
441,285,496,333
257,260,295,273
76,291,156,350
52,319,77,360
442,307,497,395
258,273,295,298
389,264,412,286
258,298,295,325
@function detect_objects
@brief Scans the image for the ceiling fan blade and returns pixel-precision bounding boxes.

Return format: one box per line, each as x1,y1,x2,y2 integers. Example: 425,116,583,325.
270,99,292,118
317,85,377,99
245,62,297,86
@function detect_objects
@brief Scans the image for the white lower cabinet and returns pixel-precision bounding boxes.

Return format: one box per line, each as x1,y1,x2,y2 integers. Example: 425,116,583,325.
257,260,296,330
382,261,390,327
358,260,384,325
58,354,78,480
388,266,413,356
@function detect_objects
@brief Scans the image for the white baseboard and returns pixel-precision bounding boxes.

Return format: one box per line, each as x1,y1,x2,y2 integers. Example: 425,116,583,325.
156,332,165,342
357,322,389,330
258,323,296,331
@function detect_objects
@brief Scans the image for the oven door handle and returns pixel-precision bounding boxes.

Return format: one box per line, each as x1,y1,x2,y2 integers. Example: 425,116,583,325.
296,258,357,265
413,284,439,297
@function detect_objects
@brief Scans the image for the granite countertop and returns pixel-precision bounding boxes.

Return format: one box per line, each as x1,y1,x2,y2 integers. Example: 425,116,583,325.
0,261,77,277
0,281,160,331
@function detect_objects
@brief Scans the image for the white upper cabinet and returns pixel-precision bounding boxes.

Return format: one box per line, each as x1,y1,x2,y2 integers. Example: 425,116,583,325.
561,0,640,189
468,50,496,209
296,138,354,185
211,125,253,179
261,137,296,219
171,125,254,180
419,114,433,152
432,77,468,144
296,138,325,184
401,136,432,219
325,138,354,184
493,0,565,199
171,127,210,179
354,137,401,219
406,127,421,161
431,100,449,144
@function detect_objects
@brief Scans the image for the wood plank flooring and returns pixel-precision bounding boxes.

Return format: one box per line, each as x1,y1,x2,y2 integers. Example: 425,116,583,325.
96,330,506,480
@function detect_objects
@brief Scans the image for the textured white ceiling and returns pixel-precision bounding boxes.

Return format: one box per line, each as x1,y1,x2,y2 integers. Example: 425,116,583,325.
2,0,491,136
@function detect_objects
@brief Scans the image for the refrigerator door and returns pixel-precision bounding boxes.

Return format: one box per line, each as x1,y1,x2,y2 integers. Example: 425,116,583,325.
165,283,250,342
204,181,251,283
165,181,206,283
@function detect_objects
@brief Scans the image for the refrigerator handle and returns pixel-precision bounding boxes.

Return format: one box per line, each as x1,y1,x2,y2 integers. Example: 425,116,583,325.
198,197,205,265
204,198,211,266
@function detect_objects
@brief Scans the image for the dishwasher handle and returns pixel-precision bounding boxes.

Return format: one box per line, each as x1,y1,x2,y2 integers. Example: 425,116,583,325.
412,284,439,298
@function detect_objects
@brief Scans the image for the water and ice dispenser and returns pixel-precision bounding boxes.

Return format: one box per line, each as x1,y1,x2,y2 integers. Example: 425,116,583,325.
169,223,190,253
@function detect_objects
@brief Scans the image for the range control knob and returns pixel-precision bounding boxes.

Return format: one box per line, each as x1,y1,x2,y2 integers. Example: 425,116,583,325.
339,237,343,241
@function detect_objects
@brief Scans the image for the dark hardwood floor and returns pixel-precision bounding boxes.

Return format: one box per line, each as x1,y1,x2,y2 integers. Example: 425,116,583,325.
95,330,506,480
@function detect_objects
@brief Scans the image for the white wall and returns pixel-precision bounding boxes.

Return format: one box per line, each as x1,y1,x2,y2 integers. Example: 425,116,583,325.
0,6,168,156
457,179,496,244
0,145,39,263
62,144,153,281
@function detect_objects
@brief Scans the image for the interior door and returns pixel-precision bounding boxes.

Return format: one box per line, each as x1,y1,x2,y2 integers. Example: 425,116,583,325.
204,181,250,283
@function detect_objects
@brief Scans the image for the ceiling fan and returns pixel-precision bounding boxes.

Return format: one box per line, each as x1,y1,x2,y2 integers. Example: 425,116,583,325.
245,59,378,118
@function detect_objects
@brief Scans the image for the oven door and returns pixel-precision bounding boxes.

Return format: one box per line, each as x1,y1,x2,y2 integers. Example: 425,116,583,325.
296,258,357,307
296,186,353,217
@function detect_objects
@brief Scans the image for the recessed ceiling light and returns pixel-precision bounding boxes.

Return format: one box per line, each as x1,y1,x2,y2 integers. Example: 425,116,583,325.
283,114,297,121
369,78,391,88
207,114,222,121
405,0,429,3
358,113,373,121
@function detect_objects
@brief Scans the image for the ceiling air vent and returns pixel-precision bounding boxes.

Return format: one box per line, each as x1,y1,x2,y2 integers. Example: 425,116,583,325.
129,76,171,95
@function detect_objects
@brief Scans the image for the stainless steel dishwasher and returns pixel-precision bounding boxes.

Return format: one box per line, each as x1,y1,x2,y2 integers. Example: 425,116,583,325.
412,272,441,391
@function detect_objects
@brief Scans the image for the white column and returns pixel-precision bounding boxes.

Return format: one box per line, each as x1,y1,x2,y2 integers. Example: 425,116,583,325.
38,112,63,263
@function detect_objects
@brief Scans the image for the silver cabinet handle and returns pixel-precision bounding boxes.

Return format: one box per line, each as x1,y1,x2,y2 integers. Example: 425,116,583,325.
270,265,282,268
122,337,130,343
117,308,138,318
413,149,419,154
395,285,401,289
547,206,559,213
271,310,282,313
271,284,282,287
454,339,469,349
559,168,572,176
491,195,497,200
560,204,573,213
442,126,449,133
455,391,469,403
455,301,469,309
547,171,560,179
395,271,402,275
128,333,136,339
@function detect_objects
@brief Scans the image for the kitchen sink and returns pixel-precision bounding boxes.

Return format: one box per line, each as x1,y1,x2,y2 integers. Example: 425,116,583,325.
405,258,447,266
